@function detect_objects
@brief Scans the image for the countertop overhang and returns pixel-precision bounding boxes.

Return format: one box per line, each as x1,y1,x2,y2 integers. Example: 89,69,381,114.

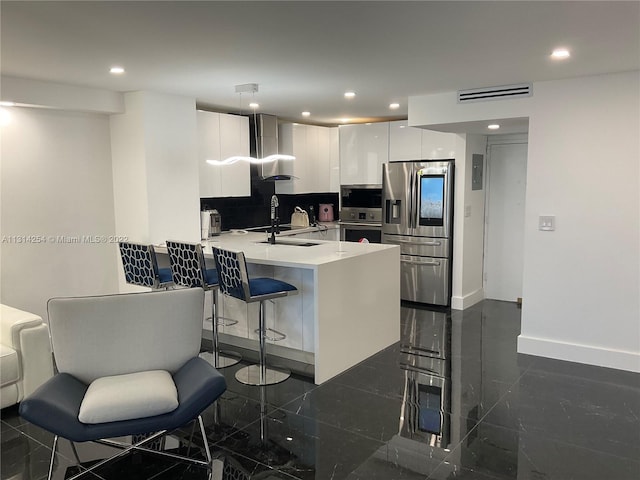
198,230,397,269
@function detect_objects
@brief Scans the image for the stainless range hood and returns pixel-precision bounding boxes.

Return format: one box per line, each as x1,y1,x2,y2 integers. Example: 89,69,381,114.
251,114,295,181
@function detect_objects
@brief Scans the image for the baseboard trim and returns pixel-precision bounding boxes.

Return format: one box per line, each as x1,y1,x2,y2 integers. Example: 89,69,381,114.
451,288,484,310
518,335,640,373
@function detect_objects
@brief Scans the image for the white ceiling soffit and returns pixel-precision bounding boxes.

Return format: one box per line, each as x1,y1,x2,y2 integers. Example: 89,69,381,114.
420,118,530,136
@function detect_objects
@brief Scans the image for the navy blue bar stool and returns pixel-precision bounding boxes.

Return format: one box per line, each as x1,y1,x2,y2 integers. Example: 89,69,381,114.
212,246,297,386
119,242,173,289
166,241,240,369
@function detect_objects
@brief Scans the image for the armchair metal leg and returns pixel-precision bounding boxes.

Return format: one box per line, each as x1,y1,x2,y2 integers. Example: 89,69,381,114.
47,435,58,480
63,416,214,480
198,414,213,476
66,430,169,480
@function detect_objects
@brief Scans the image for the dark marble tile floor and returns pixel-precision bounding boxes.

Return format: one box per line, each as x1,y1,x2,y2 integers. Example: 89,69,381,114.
2,300,639,479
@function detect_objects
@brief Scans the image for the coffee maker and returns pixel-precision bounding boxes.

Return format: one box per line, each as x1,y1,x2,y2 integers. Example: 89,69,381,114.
201,209,222,239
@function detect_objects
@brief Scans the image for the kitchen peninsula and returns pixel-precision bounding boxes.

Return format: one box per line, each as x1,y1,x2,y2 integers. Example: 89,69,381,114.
163,230,400,384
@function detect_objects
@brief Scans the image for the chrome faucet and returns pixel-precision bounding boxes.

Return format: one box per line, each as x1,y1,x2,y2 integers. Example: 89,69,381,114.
269,194,280,244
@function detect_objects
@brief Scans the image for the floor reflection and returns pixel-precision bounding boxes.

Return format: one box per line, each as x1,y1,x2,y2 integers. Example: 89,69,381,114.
2,300,639,479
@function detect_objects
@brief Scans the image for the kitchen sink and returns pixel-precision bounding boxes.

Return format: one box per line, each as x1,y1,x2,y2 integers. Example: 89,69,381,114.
258,239,320,247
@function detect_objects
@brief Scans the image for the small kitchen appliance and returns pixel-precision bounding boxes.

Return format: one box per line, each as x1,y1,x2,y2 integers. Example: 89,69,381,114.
318,204,334,222
201,209,222,238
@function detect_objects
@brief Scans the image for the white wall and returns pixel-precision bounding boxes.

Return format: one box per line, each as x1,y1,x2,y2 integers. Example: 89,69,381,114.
460,135,487,306
111,91,201,291
110,91,200,244
110,92,150,245
0,107,120,320
520,72,639,371
409,71,640,372
449,134,487,310
143,93,200,244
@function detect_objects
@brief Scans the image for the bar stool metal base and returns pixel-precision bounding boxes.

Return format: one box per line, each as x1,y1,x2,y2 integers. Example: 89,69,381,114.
235,365,290,386
199,351,242,369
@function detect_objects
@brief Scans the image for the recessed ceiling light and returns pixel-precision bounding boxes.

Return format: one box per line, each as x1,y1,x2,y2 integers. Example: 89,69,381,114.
551,48,570,59
249,102,259,109
301,111,310,117
340,118,350,123
0,101,15,107
488,124,500,130
344,91,356,99
389,103,400,109
110,66,125,74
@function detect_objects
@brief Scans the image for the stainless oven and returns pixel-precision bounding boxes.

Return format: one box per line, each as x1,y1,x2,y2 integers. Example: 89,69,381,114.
340,221,382,243
340,185,382,243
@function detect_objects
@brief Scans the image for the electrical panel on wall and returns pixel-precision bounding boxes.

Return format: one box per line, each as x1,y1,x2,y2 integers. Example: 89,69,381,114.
472,154,484,190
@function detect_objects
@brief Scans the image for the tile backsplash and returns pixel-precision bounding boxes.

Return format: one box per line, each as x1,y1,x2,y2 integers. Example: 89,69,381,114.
201,179,338,230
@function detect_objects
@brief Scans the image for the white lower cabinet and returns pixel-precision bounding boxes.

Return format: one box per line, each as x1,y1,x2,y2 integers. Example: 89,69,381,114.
197,110,250,198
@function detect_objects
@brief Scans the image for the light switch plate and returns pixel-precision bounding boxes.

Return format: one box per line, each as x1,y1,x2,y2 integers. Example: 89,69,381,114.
539,215,555,231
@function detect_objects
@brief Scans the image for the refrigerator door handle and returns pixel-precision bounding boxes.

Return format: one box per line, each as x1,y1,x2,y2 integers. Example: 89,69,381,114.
391,239,442,246
401,256,441,267
407,171,414,230
413,171,420,230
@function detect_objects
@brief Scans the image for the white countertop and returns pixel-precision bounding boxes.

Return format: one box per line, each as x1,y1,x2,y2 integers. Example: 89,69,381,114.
199,228,397,269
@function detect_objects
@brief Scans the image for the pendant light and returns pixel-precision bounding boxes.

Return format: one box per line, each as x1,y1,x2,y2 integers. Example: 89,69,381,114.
206,83,295,166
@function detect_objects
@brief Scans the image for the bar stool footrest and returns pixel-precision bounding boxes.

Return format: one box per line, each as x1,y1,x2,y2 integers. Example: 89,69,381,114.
218,316,238,327
254,327,286,342
206,316,239,328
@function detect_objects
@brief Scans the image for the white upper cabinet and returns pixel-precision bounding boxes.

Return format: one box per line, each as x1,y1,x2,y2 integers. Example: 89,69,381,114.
276,123,338,194
329,127,340,192
339,122,389,185
197,111,250,198
420,128,457,159
389,120,422,161
389,120,457,161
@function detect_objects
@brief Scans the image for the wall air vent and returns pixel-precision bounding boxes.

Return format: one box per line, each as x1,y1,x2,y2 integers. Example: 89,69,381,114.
457,83,532,103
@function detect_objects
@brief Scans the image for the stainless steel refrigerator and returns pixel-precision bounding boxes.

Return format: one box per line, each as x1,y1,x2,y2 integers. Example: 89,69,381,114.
382,160,454,306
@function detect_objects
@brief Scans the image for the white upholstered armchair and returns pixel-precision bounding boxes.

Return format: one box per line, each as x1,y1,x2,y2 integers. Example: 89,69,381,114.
1,304,54,409
18,288,227,480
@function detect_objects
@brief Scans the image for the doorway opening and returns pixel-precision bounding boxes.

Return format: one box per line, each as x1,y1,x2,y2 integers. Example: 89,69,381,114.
483,134,528,303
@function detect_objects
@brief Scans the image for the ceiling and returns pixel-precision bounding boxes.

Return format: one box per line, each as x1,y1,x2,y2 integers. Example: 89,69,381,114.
1,1,638,127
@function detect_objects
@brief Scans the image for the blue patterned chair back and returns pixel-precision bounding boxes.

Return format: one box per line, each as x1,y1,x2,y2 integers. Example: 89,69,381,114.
212,247,251,301
166,241,207,288
119,242,162,288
